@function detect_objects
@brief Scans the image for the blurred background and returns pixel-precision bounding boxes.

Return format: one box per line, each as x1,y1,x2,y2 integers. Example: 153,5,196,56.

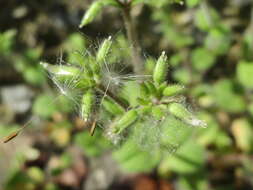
1,0,253,189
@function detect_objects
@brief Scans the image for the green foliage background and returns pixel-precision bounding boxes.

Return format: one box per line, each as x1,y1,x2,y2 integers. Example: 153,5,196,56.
0,0,253,189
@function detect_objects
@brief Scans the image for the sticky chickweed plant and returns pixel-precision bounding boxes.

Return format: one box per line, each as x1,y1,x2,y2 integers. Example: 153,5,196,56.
4,0,206,160
40,0,207,156
41,36,206,154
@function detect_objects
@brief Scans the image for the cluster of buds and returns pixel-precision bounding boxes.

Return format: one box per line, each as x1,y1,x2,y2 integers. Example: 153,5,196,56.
41,37,206,151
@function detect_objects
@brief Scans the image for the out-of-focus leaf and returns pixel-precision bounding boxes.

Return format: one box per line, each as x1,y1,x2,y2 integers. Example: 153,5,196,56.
236,60,253,89
173,68,192,84
0,29,16,55
248,103,253,117
212,79,246,113
191,47,216,72
45,183,60,190
74,130,111,157
231,118,253,153
25,48,42,61
197,112,232,149
186,0,201,8
113,139,160,172
204,27,231,55
178,176,209,190
32,95,58,118
158,141,205,174
23,66,46,85
65,33,86,54
194,7,219,31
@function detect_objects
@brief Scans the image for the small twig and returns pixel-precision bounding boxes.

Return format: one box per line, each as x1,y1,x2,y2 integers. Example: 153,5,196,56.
97,84,128,109
122,4,143,74
2,118,32,143
89,120,97,136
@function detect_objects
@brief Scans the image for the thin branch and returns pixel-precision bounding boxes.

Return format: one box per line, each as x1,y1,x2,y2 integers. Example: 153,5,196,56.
122,4,144,74
97,84,128,109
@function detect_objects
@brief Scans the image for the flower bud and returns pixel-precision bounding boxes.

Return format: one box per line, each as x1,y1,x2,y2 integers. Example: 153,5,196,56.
96,36,112,63
81,90,94,121
143,81,157,96
153,51,168,85
168,103,191,121
140,82,150,98
102,98,125,116
79,1,103,28
163,85,185,97
113,109,138,134
40,62,80,77
168,103,206,127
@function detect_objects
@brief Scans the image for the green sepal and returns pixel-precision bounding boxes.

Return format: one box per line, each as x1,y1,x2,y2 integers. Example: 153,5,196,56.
102,98,125,116
168,103,192,121
153,51,168,86
79,1,103,28
152,105,165,120
163,84,185,97
81,89,95,121
96,36,112,63
143,81,157,96
40,62,80,77
112,109,138,134
140,82,150,98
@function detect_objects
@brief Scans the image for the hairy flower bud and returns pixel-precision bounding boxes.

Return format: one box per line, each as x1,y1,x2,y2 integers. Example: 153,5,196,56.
153,51,168,85
102,98,125,116
81,90,94,121
163,85,185,97
40,62,80,77
113,109,138,134
79,1,103,28
168,103,206,127
96,36,112,63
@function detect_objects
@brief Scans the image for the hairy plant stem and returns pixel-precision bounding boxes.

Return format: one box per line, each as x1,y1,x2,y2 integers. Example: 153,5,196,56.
122,5,143,74
97,84,128,109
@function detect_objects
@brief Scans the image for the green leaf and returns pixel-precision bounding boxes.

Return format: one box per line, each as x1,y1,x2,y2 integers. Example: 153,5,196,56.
0,29,16,55
131,0,147,6
23,66,46,85
212,79,246,113
32,95,58,118
236,60,253,89
113,139,160,172
173,68,192,84
160,116,195,150
194,8,219,31
178,176,209,190
204,27,231,55
74,130,111,157
158,141,205,174
186,0,201,8
196,112,232,149
65,33,86,53
191,47,216,72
